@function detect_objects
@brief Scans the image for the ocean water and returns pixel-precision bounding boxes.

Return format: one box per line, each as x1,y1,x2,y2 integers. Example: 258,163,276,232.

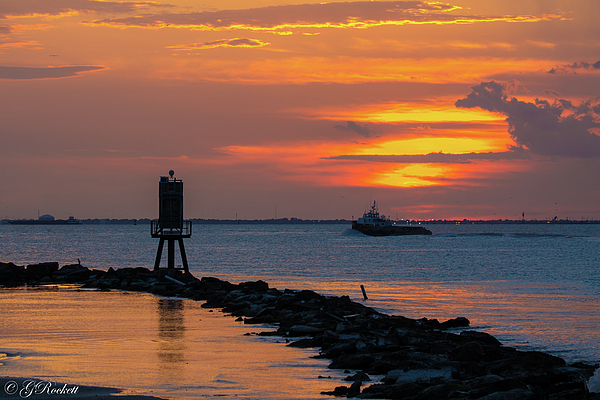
1,223,599,397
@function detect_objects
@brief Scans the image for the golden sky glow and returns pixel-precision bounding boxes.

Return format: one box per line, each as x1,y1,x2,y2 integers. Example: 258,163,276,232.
147,57,558,84
295,101,506,122
217,131,516,190
84,11,564,32
355,136,509,155
1,0,599,220
376,164,452,187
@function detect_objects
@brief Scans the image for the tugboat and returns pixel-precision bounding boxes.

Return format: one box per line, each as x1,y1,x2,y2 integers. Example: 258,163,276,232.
351,201,432,236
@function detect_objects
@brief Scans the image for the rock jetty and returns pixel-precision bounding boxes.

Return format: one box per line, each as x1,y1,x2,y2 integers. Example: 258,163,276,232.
2,261,599,400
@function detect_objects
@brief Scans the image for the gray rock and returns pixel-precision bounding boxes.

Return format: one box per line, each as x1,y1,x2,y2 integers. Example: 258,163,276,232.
288,325,324,336
450,340,485,362
345,372,371,382
329,354,375,370
460,330,502,346
478,388,534,400
348,380,362,397
440,316,470,329
415,383,454,400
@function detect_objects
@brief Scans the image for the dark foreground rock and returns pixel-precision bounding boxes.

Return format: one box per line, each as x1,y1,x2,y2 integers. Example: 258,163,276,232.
2,262,599,400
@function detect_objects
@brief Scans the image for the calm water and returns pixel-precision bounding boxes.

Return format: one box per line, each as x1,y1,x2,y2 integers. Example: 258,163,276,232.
1,223,599,397
0,286,345,399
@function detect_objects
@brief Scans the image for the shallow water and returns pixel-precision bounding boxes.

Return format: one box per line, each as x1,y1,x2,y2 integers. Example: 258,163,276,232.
1,223,599,376
0,286,346,399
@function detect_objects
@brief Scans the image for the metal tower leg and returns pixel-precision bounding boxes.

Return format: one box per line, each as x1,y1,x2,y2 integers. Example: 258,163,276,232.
178,238,189,273
168,239,175,270
154,238,165,271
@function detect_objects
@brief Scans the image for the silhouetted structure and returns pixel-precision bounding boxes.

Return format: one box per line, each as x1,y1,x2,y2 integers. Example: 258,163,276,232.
151,171,191,274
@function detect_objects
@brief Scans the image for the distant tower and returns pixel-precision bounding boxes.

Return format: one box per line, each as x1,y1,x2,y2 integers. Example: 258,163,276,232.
151,171,192,274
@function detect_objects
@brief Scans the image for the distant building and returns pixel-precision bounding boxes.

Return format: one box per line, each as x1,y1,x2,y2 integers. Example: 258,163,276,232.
39,214,55,221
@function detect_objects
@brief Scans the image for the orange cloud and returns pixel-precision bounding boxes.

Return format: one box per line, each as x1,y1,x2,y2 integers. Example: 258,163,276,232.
375,163,448,187
215,128,524,189
0,65,106,80
0,40,43,50
354,136,510,156
166,38,270,51
2,11,81,21
86,1,565,32
215,142,368,186
295,101,507,123
372,158,531,188
150,57,554,84
209,92,524,189
0,1,171,20
525,40,556,49
0,23,55,34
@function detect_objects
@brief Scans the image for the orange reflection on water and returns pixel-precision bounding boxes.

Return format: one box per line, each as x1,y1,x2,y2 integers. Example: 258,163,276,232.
0,286,346,399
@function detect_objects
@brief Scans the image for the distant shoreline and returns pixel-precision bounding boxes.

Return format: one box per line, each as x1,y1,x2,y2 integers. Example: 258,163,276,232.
3,218,600,225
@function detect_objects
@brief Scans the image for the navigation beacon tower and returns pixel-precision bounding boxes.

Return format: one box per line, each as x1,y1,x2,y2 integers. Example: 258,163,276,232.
151,170,192,274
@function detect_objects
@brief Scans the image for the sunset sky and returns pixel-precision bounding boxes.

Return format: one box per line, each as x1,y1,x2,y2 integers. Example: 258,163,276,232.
1,0,599,220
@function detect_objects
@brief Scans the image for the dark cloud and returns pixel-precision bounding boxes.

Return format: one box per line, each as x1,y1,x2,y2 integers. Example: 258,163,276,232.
548,60,600,74
87,1,549,30
325,149,528,164
0,25,12,35
220,38,262,47
333,121,371,137
544,90,561,96
0,65,105,79
0,0,172,19
456,81,600,158
167,38,268,50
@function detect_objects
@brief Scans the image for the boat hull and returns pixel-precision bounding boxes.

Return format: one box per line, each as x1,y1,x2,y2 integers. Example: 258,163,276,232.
352,222,432,236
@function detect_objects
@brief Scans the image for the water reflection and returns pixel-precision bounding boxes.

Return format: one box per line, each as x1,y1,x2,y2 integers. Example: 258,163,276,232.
157,299,186,370
0,286,355,398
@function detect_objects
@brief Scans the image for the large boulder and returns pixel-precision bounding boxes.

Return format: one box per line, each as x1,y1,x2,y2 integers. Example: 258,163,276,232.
53,264,90,282
461,330,503,346
239,280,269,292
450,340,486,362
26,262,59,278
0,262,25,281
